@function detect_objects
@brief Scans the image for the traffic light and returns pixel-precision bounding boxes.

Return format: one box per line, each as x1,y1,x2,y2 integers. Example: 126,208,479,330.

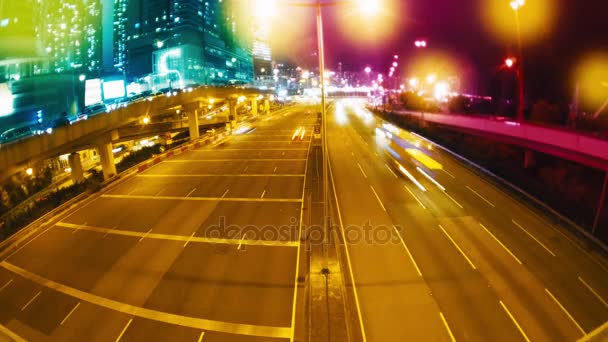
36,110,43,124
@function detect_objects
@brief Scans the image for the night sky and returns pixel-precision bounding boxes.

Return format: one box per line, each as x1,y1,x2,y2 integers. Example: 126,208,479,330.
270,0,608,103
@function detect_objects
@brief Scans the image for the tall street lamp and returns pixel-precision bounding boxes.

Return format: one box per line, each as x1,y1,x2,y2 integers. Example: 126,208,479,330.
510,0,525,121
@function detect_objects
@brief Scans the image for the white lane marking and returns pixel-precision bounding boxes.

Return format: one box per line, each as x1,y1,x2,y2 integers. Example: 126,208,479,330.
127,188,138,195
370,186,386,211
260,190,266,199
115,318,133,342
0,279,13,293
393,226,422,277
416,167,446,191
140,174,305,178
545,288,586,335
499,300,531,342
243,166,249,173
439,224,477,270
237,232,250,251
357,163,368,178
442,169,456,178
273,166,278,173
21,290,42,311
444,192,464,209
71,222,86,234
466,185,496,207
512,220,556,257
439,312,456,342
184,232,196,248
404,185,426,210
328,164,368,342
139,228,152,242
479,223,522,265
221,189,230,198
385,164,398,179
197,331,205,342
578,276,608,307
398,164,427,192
102,194,301,203
155,189,164,197
61,302,81,326
186,188,197,197
102,225,117,239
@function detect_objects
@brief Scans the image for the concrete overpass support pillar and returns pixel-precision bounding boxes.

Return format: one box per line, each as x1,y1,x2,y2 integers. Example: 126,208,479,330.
524,149,535,168
264,99,270,115
251,99,258,116
96,140,116,180
188,110,200,140
68,152,85,184
110,129,119,141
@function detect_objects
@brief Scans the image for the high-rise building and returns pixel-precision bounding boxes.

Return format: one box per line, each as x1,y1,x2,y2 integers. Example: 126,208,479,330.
124,0,253,86
251,7,272,78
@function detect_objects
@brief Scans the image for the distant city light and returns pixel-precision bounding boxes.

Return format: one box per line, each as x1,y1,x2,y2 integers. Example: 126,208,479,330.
505,57,516,68
364,67,372,73
25,168,33,176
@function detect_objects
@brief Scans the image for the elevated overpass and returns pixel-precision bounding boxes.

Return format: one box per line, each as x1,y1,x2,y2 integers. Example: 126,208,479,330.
0,87,272,181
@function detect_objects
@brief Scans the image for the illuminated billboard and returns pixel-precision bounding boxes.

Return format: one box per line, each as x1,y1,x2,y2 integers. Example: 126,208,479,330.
0,83,15,117
102,80,126,100
84,79,103,106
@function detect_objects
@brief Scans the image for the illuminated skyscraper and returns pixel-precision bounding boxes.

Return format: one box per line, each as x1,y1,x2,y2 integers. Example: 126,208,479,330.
125,0,253,86
252,10,272,77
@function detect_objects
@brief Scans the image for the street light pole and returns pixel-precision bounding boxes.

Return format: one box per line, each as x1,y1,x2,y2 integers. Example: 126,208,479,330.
315,1,330,258
511,0,525,121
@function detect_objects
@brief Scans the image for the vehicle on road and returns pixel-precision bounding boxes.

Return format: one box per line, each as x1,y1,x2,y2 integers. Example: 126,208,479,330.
0,126,34,145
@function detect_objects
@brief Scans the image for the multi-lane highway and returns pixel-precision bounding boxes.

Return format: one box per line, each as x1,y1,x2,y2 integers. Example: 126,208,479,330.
0,105,316,341
329,100,608,341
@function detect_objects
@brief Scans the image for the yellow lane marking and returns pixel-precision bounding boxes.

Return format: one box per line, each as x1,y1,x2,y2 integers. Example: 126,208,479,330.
21,290,41,311
197,331,205,342
439,312,456,342
466,186,496,207
164,159,307,162
393,226,422,277
0,324,26,342
61,302,81,326
404,185,427,210
290,136,312,342
357,163,368,178
444,192,464,209
138,174,305,178
499,300,531,342
101,194,302,203
55,222,298,248
115,318,133,342
578,276,608,307
0,279,13,293
385,164,398,178
512,220,557,257
186,188,197,197
0,261,292,339
329,162,368,342
370,186,386,211
545,288,586,335
438,224,477,270
479,223,522,265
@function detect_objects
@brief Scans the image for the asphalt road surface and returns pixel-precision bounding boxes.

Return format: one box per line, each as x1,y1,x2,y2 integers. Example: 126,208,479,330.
329,99,608,341
0,105,317,341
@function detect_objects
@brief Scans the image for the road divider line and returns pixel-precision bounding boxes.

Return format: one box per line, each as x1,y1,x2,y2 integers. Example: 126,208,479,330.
385,164,398,178
439,225,477,270
397,164,427,192
329,163,368,342
512,220,556,257
0,261,292,338
404,185,426,210
193,148,309,151
545,288,586,335
21,290,41,311
138,174,305,177
60,302,81,326
466,186,496,207
578,276,608,307
357,163,368,178
101,194,302,203
55,222,297,248
138,228,152,242
221,189,230,198
499,300,531,342
71,222,85,234
186,188,197,197
184,232,196,248
273,166,278,173
393,226,422,277
198,331,205,342
479,223,522,265
444,192,464,209
0,324,25,342
442,169,456,179
370,186,386,211
102,225,117,239
439,312,456,342
260,190,266,199
0,279,13,293
115,318,133,342
165,158,307,162
243,166,249,173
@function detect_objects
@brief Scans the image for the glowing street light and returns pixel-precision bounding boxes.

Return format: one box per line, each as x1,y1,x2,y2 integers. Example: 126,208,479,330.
155,40,164,49
510,0,525,121
505,57,516,68
510,0,524,10
415,40,427,48
356,0,380,15
25,168,33,176
392,61,398,68
142,116,150,125
426,74,437,84
364,66,372,73
409,78,419,87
